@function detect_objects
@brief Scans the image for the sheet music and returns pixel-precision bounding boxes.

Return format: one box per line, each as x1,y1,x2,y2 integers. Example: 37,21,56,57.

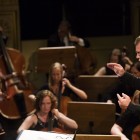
17,130,74,140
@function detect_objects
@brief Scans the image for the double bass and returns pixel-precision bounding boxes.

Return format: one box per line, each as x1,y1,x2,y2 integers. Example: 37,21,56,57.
0,32,35,119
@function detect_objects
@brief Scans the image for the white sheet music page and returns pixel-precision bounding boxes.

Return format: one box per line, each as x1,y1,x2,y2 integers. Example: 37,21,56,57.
17,130,74,140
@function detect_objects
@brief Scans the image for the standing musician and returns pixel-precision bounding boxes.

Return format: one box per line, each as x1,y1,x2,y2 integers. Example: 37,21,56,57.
29,62,87,115
17,90,78,134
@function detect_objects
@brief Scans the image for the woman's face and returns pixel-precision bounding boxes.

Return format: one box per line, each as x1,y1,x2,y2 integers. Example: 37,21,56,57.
130,66,140,77
51,68,62,83
40,96,52,113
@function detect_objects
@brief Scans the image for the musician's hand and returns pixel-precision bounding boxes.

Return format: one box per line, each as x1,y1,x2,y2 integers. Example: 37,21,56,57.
61,78,68,94
52,109,60,118
0,69,4,79
69,35,80,43
123,56,133,65
0,90,3,96
117,93,131,110
62,78,71,87
107,63,125,77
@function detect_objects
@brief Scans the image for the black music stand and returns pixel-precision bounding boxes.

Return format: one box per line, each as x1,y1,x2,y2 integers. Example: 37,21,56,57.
36,46,77,73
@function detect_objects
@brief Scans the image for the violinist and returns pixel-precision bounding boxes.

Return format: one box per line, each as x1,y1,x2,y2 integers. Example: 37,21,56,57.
29,62,87,115
17,90,78,134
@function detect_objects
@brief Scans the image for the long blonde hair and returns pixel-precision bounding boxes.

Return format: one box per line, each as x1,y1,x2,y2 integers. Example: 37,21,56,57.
48,62,63,88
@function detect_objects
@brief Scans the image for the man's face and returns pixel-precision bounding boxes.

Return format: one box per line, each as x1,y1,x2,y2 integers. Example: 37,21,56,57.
136,42,140,61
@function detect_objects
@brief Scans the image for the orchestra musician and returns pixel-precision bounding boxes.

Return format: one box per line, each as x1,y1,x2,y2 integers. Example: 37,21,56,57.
29,62,87,115
48,20,90,48
17,90,78,135
47,20,96,75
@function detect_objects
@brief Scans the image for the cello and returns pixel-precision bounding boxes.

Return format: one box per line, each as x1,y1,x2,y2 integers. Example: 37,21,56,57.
0,32,35,119
58,64,72,116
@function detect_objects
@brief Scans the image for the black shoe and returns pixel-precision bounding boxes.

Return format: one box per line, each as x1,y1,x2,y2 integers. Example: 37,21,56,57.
0,128,5,135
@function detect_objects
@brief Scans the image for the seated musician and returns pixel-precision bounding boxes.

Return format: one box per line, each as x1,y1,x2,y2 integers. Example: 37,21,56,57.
29,62,87,115
17,89,78,134
94,48,127,76
47,20,97,75
48,20,90,48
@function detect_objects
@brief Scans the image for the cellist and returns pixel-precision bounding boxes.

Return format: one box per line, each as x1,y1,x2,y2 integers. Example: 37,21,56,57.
17,90,78,134
29,62,87,115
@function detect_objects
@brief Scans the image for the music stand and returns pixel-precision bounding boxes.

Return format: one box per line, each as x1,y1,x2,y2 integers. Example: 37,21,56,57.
75,75,120,102
17,130,75,140
67,101,116,134
36,46,77,73
75,134,121,140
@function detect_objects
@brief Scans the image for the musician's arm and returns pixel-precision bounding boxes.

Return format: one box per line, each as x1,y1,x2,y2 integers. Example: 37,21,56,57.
52,109,78,130
17,115,35,134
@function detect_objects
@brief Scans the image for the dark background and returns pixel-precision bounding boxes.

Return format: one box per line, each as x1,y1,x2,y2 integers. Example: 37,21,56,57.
19,0,131,40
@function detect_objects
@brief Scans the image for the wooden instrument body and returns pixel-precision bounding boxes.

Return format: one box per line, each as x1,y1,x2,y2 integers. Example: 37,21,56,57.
0,48,35,119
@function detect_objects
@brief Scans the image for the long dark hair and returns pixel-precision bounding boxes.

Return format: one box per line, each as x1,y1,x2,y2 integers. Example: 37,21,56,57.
35,90,58,112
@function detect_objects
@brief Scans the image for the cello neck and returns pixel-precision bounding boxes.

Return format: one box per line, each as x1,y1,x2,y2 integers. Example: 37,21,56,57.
0,32,14,74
